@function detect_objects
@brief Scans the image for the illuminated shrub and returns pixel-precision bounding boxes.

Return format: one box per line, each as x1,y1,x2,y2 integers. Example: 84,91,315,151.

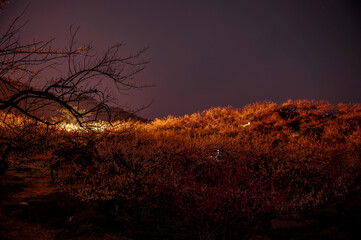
36,100,361,239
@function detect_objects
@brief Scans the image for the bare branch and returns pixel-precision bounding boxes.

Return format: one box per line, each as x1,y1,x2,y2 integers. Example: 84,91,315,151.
1,11,150,126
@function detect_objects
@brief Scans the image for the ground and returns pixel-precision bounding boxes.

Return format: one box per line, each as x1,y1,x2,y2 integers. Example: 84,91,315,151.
0,160,361,240
0,161,131,240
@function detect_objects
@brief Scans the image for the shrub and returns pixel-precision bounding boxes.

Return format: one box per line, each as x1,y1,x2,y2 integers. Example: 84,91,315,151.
6,100,360,239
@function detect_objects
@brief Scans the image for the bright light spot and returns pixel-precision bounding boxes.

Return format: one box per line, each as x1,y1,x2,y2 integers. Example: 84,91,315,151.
242,122,251,127
59,122,109,132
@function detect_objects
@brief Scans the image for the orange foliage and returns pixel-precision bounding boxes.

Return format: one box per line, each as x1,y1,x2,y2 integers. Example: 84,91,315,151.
2,100,361,238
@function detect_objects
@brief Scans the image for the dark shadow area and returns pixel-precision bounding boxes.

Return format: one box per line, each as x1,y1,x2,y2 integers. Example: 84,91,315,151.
0,166,195,240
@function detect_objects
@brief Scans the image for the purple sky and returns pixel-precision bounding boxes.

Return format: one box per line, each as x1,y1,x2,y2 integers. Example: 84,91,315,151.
1,0,361,119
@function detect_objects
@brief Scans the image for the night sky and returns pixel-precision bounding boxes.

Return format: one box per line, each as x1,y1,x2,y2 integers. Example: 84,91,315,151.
1,0,361,119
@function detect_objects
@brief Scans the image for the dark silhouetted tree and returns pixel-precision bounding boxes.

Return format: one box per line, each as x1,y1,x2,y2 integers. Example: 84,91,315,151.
0,5,149,175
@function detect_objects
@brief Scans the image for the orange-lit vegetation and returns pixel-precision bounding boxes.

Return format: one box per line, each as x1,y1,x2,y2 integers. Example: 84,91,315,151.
1,100,361,238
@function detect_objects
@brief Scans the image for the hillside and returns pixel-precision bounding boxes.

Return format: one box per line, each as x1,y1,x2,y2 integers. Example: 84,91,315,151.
1,99,361,239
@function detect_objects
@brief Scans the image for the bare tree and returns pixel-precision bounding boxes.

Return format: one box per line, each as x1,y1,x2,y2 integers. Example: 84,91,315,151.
0,7,149,175
0,10,149,126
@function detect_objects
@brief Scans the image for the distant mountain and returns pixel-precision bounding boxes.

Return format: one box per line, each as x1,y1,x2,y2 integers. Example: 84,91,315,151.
0,78,146,123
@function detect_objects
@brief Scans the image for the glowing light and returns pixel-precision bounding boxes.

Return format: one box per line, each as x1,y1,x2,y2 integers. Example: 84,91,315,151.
58,122,110,132
242,122,251,127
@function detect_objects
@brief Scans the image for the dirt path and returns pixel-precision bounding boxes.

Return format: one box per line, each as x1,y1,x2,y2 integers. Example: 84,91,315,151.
0,162,128,240
0,163,62,240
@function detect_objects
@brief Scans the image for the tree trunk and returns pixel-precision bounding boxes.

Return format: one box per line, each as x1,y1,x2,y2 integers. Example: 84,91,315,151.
0,145,11,176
